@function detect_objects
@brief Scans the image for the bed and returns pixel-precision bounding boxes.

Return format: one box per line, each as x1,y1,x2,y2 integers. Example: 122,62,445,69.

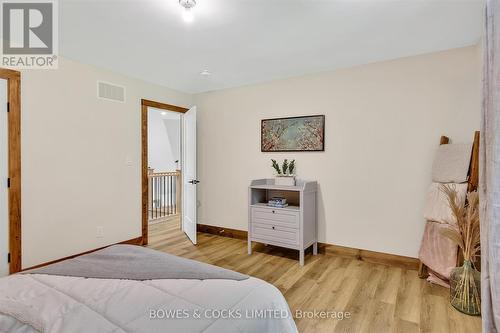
0,245,297,333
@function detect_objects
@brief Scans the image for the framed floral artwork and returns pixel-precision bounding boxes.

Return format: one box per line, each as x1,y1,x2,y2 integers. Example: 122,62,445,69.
261,115,325,152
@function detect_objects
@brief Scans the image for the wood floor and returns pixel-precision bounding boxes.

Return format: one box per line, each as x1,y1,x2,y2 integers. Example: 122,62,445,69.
148,219,482,333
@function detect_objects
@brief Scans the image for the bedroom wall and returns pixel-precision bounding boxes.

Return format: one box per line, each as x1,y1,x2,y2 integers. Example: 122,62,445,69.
194,45,481,258
21,57,192,268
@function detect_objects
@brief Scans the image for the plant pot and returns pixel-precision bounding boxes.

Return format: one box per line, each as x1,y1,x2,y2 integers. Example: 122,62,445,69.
449,260,481,316
275,175,296,186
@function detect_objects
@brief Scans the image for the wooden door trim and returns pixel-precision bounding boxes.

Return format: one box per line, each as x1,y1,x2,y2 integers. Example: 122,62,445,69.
141,99,188,245
141,99,188,113
0,68,21,274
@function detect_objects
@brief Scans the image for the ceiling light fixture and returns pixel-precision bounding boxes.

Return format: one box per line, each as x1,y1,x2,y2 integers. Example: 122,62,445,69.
179,0,196,23
200,69,211,76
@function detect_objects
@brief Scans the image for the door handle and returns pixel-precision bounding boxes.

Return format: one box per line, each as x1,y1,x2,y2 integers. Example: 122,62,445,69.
188,179,200,184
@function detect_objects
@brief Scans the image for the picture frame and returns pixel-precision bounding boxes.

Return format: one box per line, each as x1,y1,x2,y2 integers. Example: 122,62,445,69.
261,115,325,152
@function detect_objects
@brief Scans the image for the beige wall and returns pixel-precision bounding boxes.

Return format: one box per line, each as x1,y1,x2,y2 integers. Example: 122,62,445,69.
19,45,480,267
194,45,481,258
21,57,192,268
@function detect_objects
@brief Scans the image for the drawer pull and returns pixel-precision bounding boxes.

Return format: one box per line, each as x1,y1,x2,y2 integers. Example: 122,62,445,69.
272,210,275,213
272,226,275,230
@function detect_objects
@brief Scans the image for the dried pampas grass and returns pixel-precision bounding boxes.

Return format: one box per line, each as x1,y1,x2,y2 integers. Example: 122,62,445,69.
440,185,480,263
440,184,481,315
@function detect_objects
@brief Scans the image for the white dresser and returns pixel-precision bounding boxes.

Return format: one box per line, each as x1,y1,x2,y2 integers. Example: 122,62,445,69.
248,179,317,265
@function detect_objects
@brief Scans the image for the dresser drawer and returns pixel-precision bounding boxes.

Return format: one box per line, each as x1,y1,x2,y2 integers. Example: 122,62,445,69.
251,207,299,229
251,223,299,246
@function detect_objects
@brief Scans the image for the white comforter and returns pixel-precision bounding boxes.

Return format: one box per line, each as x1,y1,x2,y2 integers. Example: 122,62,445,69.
0,274,297,333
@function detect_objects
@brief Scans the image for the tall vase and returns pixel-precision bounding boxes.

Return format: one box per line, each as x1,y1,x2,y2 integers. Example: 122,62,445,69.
449,260,481,316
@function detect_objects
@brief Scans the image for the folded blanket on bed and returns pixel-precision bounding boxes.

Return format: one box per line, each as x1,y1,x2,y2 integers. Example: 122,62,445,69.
1,271,296,333
22,244,248,281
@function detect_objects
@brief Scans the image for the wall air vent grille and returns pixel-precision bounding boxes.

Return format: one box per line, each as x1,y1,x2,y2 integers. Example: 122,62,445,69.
97,81,125,103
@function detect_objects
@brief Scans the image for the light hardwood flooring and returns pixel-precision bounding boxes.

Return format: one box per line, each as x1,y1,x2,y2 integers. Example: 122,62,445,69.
148,219,482,333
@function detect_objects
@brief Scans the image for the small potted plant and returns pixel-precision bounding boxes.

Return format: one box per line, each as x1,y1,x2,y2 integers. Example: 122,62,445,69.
271,159,296,186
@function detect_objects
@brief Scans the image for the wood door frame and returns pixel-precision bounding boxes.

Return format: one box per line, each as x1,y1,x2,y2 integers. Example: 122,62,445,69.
141,99,187,245
0,68,21,274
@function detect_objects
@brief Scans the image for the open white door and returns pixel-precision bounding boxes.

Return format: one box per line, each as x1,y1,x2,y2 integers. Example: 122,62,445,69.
0,79,8,276
182,106,197,244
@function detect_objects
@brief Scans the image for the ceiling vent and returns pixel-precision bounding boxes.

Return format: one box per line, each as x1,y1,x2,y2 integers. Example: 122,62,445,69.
97,81,125,103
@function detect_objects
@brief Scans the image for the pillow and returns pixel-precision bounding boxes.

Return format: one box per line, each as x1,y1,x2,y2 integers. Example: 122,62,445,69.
423,182,468,225
432,143,472,183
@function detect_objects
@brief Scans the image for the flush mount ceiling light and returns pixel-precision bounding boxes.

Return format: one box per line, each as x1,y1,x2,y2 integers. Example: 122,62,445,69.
179,0,196,23
199,69,211,76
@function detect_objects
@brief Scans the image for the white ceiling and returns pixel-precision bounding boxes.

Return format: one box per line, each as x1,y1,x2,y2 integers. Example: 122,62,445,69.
60,0,484,94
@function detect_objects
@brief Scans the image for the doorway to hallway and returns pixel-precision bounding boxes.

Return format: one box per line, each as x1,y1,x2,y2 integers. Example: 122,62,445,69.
141,100,198,246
